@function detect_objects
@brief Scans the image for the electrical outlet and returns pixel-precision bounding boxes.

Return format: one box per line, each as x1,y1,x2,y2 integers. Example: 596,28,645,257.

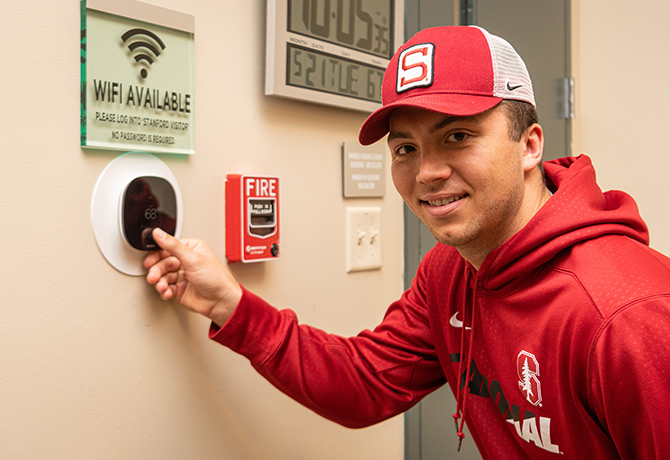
346,207,382,272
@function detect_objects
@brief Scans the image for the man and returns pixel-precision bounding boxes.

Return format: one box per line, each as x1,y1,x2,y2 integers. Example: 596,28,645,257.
145,26,670,458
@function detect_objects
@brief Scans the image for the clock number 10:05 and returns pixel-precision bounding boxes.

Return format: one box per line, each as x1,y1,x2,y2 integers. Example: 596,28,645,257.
299,0,389,56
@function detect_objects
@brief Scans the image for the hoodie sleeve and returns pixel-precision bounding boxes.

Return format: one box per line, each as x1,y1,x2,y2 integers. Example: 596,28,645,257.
209,266,445,428
589,296,670,458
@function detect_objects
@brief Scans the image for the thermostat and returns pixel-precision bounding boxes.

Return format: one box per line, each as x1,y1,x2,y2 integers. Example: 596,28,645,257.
91,152,183,276
121,176,177,250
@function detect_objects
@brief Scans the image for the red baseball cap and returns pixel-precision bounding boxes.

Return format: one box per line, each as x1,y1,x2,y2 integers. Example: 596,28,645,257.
358,26,535,145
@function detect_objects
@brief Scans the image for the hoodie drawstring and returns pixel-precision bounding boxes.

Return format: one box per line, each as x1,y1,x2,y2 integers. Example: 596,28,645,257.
452,274,478,452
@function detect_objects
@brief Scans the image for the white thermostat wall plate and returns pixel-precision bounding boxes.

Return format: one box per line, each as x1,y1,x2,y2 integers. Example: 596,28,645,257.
91,151,183,276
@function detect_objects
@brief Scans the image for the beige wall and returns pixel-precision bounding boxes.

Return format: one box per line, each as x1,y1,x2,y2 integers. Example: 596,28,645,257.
5,1,670,458
572,0,670,255
1,1,405,458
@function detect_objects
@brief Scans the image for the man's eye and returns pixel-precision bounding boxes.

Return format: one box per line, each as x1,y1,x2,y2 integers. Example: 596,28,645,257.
447,132,468,142
394,145,416,156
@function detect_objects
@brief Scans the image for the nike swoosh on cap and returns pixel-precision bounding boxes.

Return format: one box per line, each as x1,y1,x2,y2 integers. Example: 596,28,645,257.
506,82,523,91
449,312,472,330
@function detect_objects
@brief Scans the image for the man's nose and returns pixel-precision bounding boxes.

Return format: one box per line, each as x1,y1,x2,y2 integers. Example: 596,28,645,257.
416,149,453,184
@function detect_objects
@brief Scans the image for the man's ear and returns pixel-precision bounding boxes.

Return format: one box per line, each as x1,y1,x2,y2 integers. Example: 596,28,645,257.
522,123,544,172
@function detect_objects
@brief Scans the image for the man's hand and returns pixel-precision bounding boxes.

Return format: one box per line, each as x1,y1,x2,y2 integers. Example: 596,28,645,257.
144,228,242,326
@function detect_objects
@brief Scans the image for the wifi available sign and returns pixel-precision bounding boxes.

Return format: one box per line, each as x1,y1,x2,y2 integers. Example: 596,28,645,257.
81,0,195,154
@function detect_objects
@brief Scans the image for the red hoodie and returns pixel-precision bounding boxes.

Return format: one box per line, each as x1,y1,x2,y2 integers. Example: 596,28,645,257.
211,155,670,459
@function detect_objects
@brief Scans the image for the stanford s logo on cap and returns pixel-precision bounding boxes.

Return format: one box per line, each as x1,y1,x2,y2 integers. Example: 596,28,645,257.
397,43,434,93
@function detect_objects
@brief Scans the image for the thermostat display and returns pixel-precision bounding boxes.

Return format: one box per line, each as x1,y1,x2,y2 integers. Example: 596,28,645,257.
226,175,280,263
121,176,177,250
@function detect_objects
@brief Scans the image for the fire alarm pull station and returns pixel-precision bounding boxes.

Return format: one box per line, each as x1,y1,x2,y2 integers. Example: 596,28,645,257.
226,175,280,263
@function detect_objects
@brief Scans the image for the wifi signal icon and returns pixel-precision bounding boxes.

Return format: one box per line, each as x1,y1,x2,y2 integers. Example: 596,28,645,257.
121,28,166,79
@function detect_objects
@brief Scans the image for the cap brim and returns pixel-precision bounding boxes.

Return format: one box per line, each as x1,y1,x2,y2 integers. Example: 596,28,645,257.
358,94,503,145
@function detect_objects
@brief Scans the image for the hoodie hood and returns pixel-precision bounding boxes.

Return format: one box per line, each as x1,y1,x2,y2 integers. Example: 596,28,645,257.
476,155,649,290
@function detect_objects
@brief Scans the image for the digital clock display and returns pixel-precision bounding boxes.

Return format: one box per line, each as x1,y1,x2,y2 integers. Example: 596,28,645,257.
266,0,402,112
287,44,385,102
288,0,393,59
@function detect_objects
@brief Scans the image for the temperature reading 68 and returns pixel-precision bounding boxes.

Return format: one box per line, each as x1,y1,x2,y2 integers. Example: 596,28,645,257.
145,207,158,220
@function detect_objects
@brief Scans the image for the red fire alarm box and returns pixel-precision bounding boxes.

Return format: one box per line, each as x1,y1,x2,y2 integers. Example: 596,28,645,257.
225,175,280,263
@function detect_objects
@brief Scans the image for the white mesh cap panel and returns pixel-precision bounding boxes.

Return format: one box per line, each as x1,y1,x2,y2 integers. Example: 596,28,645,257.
476,27,536,106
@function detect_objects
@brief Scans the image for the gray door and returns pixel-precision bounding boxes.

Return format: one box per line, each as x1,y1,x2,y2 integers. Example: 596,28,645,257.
403,1,572,458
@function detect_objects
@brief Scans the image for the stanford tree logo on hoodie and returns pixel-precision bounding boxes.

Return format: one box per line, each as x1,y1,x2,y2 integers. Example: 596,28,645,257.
517,350,542,406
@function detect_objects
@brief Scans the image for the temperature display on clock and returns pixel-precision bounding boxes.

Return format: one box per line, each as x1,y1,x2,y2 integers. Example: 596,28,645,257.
287,44,385,102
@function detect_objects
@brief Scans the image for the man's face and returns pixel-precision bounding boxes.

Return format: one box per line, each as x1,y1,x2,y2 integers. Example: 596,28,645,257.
388,105,530,259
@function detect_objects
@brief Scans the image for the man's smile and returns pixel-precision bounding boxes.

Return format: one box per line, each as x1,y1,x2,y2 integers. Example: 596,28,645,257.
420,193,469,217
423,194,468,207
